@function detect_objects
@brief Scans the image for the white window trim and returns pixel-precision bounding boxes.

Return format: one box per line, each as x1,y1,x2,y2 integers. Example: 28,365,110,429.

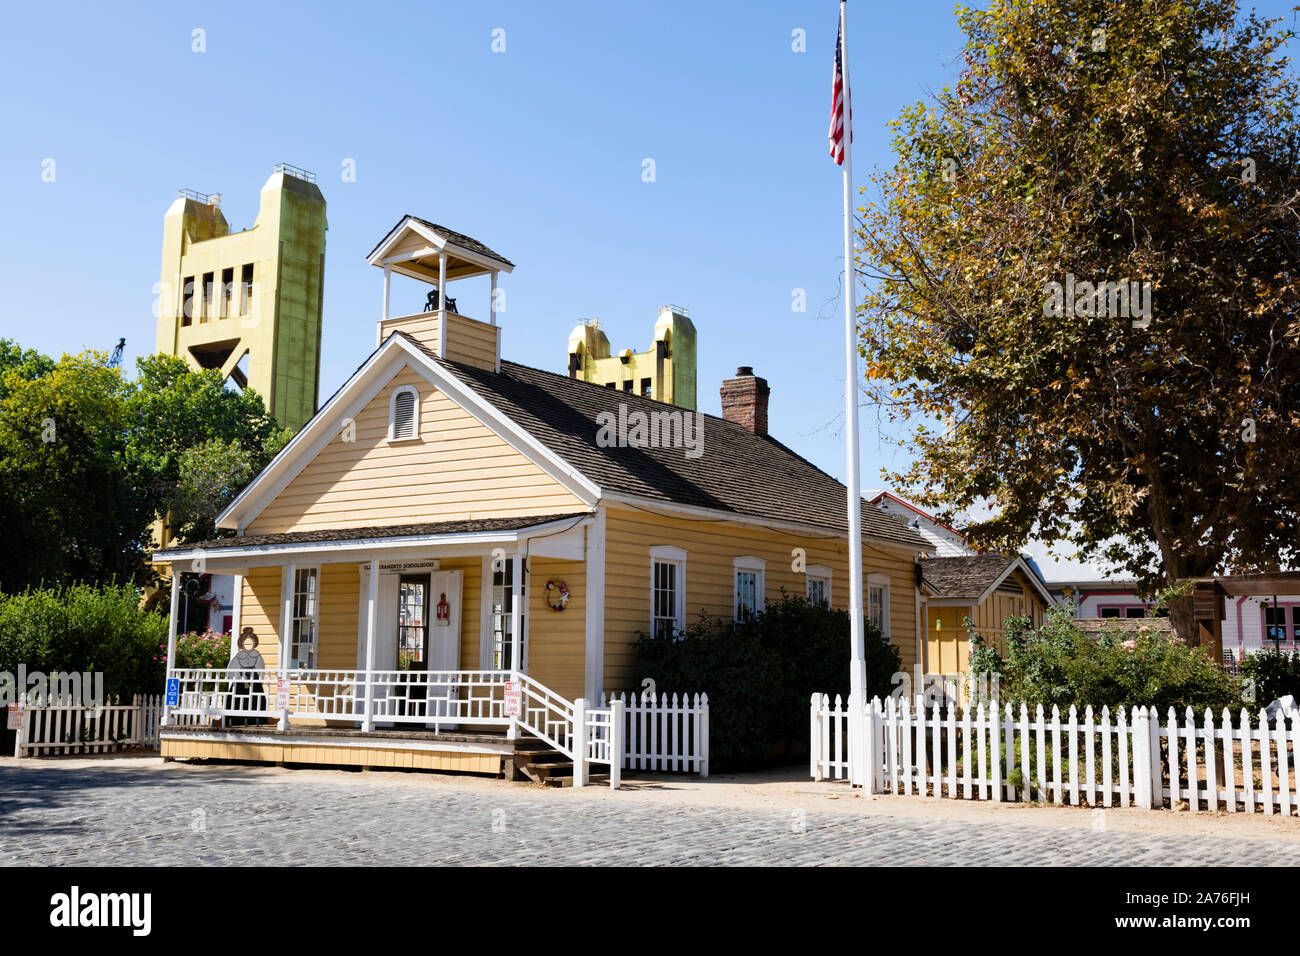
290,564,321,670
387,385,421,443
649,546,687,637
733,555,766,622
806,564,832,604
867,571,891,643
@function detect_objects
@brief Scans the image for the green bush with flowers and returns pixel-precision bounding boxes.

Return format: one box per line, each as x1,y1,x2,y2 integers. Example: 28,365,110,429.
171,629,232,669
969,601,1242,713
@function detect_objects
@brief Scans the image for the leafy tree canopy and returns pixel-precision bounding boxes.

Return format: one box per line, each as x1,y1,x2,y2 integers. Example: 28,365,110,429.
0,343,290,589
858,0,1300,628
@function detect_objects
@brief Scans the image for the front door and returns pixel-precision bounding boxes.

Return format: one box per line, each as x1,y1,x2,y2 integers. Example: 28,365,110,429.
425,570,462,728
385,571,463,728
357,564,462,729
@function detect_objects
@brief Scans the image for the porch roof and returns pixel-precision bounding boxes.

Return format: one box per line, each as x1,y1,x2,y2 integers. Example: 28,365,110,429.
152,513,588,563
919,553,1056,607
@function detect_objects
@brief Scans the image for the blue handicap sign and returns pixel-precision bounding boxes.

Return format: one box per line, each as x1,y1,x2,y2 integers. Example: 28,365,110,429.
166,678,180,707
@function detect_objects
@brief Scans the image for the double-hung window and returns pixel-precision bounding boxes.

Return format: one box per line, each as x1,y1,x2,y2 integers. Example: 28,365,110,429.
866,572,891,643
490,559,523,670
805,565,832,606
650,546,686,638
291,567,318,669
733,556,766,623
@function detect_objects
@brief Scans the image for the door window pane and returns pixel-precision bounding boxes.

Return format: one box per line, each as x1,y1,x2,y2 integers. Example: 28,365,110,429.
291,568,317,669
492,561,515,670
398,576,428,670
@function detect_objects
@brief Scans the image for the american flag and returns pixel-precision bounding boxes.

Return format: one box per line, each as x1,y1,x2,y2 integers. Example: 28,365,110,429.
829,16,852,165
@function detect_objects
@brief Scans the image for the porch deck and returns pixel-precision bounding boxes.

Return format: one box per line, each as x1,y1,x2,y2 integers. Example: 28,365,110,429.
159,671,615,785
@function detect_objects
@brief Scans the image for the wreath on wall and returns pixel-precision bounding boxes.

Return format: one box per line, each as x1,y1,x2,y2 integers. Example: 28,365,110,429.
545,580,570,611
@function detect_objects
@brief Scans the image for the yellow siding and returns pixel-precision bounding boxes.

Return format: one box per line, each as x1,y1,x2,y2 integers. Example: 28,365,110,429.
379,312,440,343
161,737,502,774
602,507,920,691
240,567,282,668
318,564,360,669
454,558,484,670
527,558,586,700
376,313,498,371
925,571,1049,677
247,367,584,534
926,605,974,675
444,313,498,371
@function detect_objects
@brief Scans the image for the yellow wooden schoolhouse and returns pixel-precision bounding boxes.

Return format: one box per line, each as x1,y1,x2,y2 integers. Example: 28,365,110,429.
151,215,929,784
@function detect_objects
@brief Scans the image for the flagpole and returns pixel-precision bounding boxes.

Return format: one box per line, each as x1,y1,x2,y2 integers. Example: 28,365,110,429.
840,0,868,779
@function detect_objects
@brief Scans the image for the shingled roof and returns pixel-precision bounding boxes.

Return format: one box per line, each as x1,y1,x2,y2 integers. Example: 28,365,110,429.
154,514,585,555
919,554,1021,600
366,215,515,268
395,335,927,549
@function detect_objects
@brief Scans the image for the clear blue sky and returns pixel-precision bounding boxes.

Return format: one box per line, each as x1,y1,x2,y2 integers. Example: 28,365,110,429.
2,1,1295,577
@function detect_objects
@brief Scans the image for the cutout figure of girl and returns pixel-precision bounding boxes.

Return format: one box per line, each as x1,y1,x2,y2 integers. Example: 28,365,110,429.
226,627,267,725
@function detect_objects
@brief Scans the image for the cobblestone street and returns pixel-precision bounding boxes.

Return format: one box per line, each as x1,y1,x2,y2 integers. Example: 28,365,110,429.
2,758,1299,866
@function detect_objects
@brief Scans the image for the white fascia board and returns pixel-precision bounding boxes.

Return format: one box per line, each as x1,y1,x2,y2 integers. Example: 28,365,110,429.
380,246,440,265
601,492,927,556
440,242,515,275
152,517,589,567
394,337,601,504
216,338,411,530
366,217,443,265
524,520,590,560
974,557,1057,608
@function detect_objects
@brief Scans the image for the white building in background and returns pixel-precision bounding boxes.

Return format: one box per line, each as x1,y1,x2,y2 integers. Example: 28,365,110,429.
1050,579,1155,619
865,491,970,557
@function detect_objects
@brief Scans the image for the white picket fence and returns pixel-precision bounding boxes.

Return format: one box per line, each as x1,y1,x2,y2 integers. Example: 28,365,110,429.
811,693,1300,814
600,691,709,775
12,695,163,757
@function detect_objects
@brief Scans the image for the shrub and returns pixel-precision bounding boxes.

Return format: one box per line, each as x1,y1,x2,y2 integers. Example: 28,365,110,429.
1240,649,1300,705
173,629,232,669
0,582,167,698
970,603,1241,713
632,592,901,767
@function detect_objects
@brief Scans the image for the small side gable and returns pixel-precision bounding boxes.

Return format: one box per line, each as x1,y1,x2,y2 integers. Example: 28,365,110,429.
245,365,589,535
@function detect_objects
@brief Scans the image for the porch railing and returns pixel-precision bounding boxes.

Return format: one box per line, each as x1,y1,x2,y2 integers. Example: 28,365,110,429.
164,668,622,787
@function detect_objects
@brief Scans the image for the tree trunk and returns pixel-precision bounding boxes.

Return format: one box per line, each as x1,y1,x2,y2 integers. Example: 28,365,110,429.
1168,593,1197,647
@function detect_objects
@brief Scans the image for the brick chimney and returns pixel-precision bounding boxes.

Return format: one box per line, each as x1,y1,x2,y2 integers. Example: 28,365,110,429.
720,366,770,436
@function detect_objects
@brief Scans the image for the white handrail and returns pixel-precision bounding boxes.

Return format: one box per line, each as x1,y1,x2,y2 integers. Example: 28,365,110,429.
164,667,622,788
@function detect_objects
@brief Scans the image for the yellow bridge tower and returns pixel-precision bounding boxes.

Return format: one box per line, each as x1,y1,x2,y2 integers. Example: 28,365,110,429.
567,305,697,410
155,163,327,432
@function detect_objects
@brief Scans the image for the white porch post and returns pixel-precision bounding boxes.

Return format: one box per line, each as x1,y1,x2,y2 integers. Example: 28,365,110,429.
437,253,447,311
363,559,379,733
437,252,448,357
279,564,295,731
510,552,524,673
229,572,244,661
583,508,606,702
163,571,181,726
489,272,497,325
379,265,392,348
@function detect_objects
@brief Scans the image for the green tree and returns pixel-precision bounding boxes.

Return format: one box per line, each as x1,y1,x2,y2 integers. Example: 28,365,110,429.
125,353,290,544
0,344,291,589
857,0,1300,640
0,350,150,589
